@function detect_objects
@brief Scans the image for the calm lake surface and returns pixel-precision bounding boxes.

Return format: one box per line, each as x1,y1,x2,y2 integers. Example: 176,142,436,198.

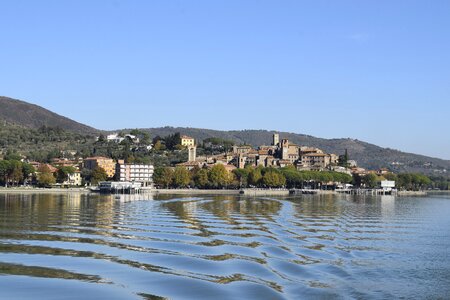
0,193,449,299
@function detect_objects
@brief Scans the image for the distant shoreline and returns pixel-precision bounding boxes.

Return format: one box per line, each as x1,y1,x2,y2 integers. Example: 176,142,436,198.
0,187,431,197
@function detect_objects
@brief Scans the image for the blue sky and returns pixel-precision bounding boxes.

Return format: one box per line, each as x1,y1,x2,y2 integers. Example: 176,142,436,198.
1,1,449,159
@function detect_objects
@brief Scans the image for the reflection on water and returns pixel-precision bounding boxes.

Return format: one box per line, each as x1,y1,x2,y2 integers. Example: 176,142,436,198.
0,193,449,299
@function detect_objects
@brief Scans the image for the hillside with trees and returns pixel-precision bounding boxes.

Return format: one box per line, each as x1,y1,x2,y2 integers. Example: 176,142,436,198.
1,97,449,177
0,96,99,135
137,127,450,176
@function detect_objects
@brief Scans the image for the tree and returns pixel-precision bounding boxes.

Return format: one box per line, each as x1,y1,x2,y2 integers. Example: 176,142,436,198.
91,166,107,184
130,129,141,136
262,170,286,188
37,165,56,187
22,163,35,181
233,167,252,188
97,134,106,143
280,167,303,188
194,168,209,188
153,140,166,151
164,133,182,150
0,160,10,186
153,167,174,188
209,164,228,188
81,168,92,184
57,166,76,183
141,132,151,145
248,167,263,187
338,149,349,167
363,173,378,188
9,160,24,186
4,150,22,161
173,167,191,188
384,173,397,182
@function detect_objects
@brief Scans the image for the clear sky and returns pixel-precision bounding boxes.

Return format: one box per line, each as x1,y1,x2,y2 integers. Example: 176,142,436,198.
1,1,449,159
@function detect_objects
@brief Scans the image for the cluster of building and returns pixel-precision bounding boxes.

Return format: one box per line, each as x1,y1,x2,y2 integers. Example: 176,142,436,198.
27,156,154,187
83,157,154,186
177,133,349,172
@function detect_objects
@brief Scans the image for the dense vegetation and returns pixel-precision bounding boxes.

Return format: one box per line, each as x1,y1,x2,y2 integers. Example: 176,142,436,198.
153,165,354,189
152,163,449,190
0,122,96,162
0,151,35,186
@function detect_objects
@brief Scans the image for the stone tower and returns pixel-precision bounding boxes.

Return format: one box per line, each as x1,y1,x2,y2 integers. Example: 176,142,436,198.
281,139,289,160
188,146,197,162
238,154,246,169
273,133,279,146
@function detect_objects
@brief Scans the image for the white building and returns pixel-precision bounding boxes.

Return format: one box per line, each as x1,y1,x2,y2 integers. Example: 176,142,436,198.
106,133,124,143
116,162,154,186
380,180,396,192
63,171,82,186
106,133,140,144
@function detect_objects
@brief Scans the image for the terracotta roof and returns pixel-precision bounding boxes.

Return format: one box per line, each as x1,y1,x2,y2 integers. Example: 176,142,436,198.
176,161,201,166
279,159,292,164
302,153,328,157
84,156,112,160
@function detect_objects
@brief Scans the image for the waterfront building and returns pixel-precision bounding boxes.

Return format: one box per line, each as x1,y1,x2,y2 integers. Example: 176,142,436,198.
116,161,154,186
62,171,82,186
84,156,116,178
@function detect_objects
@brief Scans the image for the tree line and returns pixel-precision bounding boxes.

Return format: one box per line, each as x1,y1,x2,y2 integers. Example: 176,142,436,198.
153,165,354,189
152,164,447,191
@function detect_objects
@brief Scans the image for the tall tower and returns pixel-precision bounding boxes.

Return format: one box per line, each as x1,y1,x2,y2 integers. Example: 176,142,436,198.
273,133,279,146
238,154,246,169
281,139,289,160
188,146,197,162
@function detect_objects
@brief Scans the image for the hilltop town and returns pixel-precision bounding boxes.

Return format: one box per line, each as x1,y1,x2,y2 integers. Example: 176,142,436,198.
0,130,446,192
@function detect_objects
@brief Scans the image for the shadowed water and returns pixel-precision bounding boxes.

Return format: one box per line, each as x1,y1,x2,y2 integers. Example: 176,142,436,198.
0,193,449,299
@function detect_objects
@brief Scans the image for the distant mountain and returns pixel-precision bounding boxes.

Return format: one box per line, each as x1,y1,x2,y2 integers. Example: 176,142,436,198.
0,96,99,135
138,127,450,175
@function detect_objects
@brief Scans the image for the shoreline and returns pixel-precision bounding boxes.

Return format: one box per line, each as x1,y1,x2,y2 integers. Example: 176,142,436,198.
0,187,432,197
0,187,92,194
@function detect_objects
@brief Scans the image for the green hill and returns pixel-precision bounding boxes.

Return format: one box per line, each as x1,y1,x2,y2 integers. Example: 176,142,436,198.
0,96,99,135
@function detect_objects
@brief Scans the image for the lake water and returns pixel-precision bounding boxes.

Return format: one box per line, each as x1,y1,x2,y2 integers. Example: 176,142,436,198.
0,193,449,299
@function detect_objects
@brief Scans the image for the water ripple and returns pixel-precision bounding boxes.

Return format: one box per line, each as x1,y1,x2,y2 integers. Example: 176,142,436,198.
0,193,450,299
